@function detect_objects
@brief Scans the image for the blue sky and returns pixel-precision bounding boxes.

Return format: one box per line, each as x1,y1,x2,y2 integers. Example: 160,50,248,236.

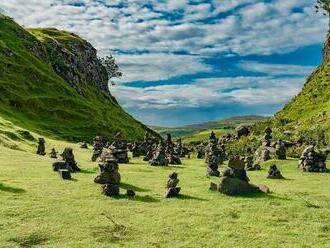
0,0,328,126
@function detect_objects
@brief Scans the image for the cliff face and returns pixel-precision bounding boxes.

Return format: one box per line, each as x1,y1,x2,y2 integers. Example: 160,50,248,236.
0,14,154,141
28,28,111,96
323,33,330,64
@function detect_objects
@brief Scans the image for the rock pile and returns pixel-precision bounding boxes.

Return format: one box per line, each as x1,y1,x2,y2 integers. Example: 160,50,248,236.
149,142,169,166
205,140,223,177
165,134,181,165
36,138,46,156
165,172,181,198
91,136,104,162
267,165,284,179
108,132,129,163
94,159,121,197
244,155,261,171
196,143,206,159
52,147,80,172
298,145,327,172
49,148,58,159
210,157,269,195
275,140,286,160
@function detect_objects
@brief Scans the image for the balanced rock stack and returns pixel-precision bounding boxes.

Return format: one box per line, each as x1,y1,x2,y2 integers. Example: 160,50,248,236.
267,165,284,179
196,143,206,159
91,136,104,162
94,159,121,197
149,142,169,166
210,157,269,195
165,172,181,198
298,145,327,172
165,134,182,165
244,155,261,171
108,132,129,164
131,142,141,157
52,147,80,172
275,140,286,160
49,148,58,159
144,143,157,161
36,138,46,156
205,140,223,177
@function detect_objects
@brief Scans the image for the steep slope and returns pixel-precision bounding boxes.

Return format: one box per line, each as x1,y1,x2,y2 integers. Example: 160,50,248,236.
272,53,330,144
0,14,153,141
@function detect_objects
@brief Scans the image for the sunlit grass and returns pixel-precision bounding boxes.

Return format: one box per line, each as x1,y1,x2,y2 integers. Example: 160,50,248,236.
1,139,329,247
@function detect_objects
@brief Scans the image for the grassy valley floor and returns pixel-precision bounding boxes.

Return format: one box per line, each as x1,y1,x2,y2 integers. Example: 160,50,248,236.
0,141,330,247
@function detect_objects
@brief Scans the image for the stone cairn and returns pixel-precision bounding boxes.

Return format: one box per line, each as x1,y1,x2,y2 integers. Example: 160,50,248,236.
244,148,261,171
165,134,181,165
165,172,181,198
131,142,141,157
36,138,46,156
275,140,286,160
210,156,269,195
94,159,121,197
174,138,188,158
149,141,169,166
143,143,157,161
267,165,284,179
298,145,327,172
52,147,80,173
255,127,274,163
244,156,261,171
205,140,223,177
108,132,129,163
80,141,88,149
196,143,206,159
91,136,104,162
49,148,58,159
138,132,157,158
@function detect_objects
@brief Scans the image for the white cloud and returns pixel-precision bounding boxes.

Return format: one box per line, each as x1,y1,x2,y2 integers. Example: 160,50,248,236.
112,76,306,110
115,53,212,82
238,61,316,76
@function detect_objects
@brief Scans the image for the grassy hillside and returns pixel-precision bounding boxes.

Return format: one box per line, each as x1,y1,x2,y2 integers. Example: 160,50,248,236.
1,141,330,247
273,63,330,144
182,128,234,144
152,115,266,139
0,14,152,142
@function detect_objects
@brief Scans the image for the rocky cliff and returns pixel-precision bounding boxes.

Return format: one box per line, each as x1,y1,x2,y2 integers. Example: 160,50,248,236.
0,14,155,141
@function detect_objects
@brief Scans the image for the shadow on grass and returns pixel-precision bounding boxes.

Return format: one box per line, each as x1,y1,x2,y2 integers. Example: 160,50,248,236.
113,194,160,203
0,183,25,194
230,192,290,200
79,168,96,174
120,182,150,192
176,194,208,201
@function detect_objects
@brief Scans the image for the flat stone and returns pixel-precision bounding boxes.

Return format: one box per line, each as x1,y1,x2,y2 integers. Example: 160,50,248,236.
59,169,71,180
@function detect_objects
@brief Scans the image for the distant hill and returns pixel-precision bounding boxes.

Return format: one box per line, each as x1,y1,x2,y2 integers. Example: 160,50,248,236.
151,115,267,140
0,14,155,142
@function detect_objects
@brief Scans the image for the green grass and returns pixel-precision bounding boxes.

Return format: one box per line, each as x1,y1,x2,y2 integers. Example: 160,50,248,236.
0,14,151,141
152,115,266,139
182,128,234,144
1,137,330,247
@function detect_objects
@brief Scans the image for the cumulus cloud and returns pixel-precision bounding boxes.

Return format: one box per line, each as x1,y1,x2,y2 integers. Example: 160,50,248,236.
116,53,212,82
0,0,325,125
238,61,316,76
